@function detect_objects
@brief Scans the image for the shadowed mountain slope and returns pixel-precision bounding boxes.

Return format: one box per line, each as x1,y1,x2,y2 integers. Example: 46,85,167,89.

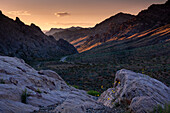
76,0,170,52
0,11,78,61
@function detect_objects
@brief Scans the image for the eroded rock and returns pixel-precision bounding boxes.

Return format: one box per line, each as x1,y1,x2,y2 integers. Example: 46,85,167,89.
0,56,107,113
98,69,170,113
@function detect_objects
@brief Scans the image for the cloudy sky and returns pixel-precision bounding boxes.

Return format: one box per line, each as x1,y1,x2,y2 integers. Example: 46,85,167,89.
0,0,167,30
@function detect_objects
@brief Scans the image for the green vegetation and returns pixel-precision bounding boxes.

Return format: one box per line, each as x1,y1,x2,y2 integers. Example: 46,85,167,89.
87,90,100,97
72,85,79,89
115,102,120,107
36,88,42,94
152,104,170,113
21,89,28,104
28,42,170,93
0,79,5,84
68,43,170,87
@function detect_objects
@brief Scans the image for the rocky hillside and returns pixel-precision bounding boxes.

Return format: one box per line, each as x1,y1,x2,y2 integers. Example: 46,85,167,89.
49,1,169,53
91,13,135,35
66,0,170,90
0,56,169,113
49,13,134,48
0,11,78,61
76,0,170,52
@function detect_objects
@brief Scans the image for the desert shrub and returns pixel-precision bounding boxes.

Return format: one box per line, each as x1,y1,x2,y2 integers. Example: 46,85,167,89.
21,89,28,104
36,88,42,94
87,90,100,97
152,104,170,113
0,79,5,84
115,102,120,107
72,85,79,89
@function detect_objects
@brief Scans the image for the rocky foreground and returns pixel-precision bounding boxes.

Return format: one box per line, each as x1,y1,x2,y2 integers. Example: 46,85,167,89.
0,56,169,113
98,69,170,113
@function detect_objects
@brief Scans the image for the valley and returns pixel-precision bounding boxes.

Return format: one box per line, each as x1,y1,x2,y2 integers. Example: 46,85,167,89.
29,42,170,93
0,0,170,113
30,0,170,93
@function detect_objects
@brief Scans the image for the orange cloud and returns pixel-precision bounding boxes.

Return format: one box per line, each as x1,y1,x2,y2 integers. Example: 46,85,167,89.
7,11,31,16
54,12,70,17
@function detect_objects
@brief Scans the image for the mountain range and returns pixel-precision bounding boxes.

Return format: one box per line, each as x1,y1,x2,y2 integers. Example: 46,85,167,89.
54,0,170,90
47,0,170,53
45,27,83,36
0,11,78,61
0,0,170,113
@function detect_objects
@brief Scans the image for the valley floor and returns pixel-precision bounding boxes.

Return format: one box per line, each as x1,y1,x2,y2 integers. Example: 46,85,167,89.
28,43,170,93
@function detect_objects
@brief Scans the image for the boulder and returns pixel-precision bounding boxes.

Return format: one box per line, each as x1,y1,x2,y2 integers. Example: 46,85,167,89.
0,56,108,113
98,69,170,113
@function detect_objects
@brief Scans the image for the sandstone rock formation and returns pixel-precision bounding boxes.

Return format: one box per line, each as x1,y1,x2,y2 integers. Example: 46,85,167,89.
98,69,170,113
0,12,78,61
0,56,109,113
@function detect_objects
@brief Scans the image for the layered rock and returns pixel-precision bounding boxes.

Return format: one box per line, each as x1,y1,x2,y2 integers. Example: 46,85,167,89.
0,11,78,61
0,56,108,113
98,69,170,113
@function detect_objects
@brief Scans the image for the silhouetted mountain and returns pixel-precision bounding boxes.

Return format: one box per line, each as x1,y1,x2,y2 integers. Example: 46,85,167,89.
45,27,83,36
92,12,135,34
0,11,78,60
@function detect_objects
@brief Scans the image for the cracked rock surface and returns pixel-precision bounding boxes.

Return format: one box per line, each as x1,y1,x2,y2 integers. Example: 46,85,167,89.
98,69,170,113
0,56,108,113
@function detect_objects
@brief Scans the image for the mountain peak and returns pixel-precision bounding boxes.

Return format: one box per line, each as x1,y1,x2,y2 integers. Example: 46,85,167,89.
115,12,125,15
0,10,2,15
0,11,78,60
114,12,134,17
30,23,42,32
166,0,170,5
15,17,25,25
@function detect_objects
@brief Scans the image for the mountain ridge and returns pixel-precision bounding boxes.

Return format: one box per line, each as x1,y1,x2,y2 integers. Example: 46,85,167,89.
0,11,78,61
76,0,170,52
45,26,83,36
47,0,169,53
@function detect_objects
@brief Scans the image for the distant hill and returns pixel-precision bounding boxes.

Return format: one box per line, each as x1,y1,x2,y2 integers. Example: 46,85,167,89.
45,28,65,36
45,26,83,37
50,13,134,49
51,27,90,42
0,11,78,61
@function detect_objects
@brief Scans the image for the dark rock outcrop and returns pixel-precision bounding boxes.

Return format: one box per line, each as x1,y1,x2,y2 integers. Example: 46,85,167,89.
0,11,78,60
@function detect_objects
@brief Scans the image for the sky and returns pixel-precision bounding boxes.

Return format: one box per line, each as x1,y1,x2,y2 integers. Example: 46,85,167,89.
0,0,167,30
